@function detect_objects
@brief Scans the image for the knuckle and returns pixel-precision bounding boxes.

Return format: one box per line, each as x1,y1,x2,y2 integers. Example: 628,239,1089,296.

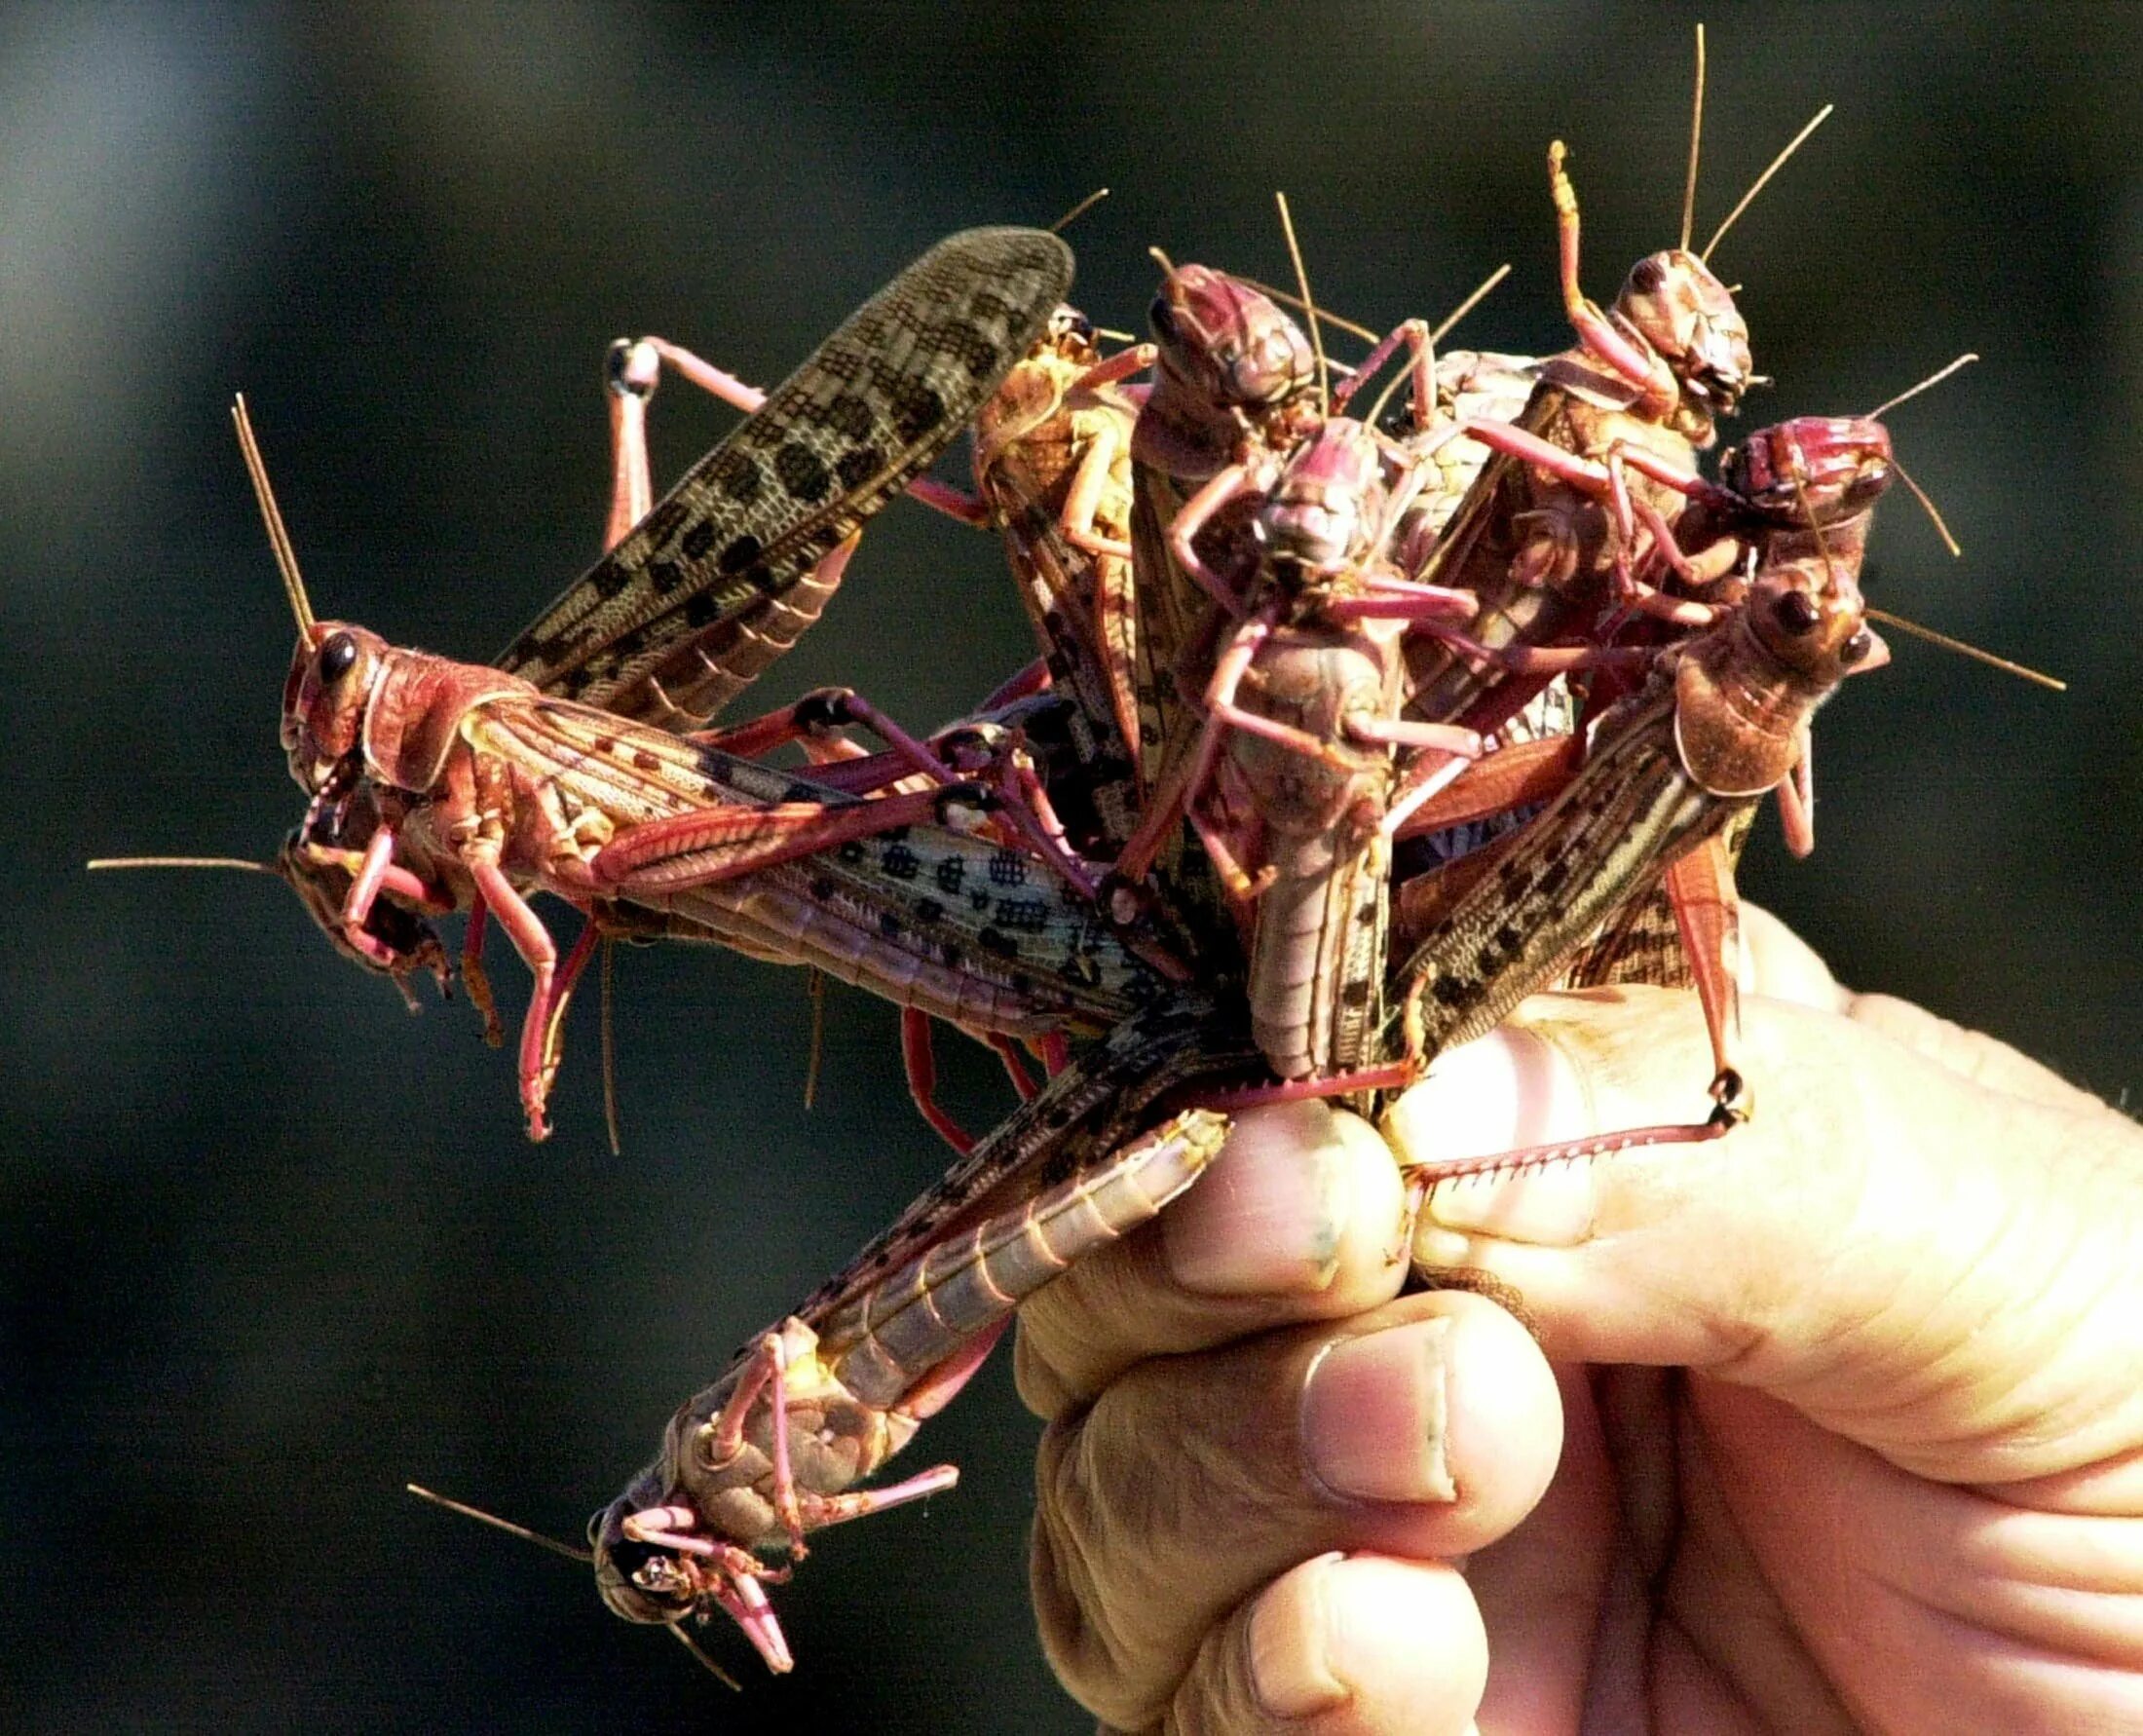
1030,1384,1257,1729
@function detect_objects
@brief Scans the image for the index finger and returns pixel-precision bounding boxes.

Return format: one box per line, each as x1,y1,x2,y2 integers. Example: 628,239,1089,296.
1016,1100,1412,1420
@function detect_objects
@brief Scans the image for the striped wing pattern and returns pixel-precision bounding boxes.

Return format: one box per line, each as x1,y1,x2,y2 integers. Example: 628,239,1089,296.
497,227,1075,724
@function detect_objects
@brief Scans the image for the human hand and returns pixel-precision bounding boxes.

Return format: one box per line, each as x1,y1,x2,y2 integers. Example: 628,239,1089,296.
1017,909,2143,1732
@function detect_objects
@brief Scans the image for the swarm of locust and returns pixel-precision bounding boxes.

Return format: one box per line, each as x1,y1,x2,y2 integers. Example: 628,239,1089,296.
99,36,2061,1683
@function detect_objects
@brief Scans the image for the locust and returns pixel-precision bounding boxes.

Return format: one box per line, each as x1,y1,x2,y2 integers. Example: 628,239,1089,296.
1115,408,1484,1092
558,544,1891,1677
1393,543,1887,1130
1111,204,1540,1096
275,602,1167,1141
1124,260,1325,835
962,307,1154,857
581,994,1259,1672
1396,35,1834,757
106,230,1202,1140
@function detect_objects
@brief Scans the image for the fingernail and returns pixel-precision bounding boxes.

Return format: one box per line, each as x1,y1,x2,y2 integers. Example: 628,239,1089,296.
1300,1318,1455,1503
1249,1554,1351,1718
1166,1101,1350,1297
1385,1027,1598,1246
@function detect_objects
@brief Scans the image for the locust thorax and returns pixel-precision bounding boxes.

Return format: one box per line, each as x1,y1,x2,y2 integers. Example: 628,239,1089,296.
1613,248,1752,431
1148,265,1318,434
1255,420,1390,580
1673,558,1880,797
282,622,389,795
1724,415,1894,524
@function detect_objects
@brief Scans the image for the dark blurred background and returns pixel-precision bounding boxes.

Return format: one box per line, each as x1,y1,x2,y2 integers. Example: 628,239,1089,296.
5,2,2137,1728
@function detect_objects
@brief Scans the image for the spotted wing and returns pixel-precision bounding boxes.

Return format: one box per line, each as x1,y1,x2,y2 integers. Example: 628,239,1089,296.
497,227,1074,726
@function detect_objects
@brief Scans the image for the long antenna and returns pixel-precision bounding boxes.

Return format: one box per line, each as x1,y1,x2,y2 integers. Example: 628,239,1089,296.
1680,23,1707,251
1868,352,1978,419
231,394,316,638
1857,352,1978,555
665,1620,743,1692
1048,187,1109,235
405,1483,592,1565
1701,103,1832,261
1232,276,1382,345
1863,609,2066,690
601,938,623,1157
88,855,273,873
1889,458,1963,557
1274,192,1329,409
803,967,828,1111
1427,262,1513,347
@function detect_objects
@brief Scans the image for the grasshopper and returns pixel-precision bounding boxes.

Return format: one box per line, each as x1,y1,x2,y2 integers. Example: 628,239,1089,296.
276,607,1168,1141
1398,44,1833,750
111,230,1197,1139
1117,409,1485,1091
1394,546,1887,1130
566,547,1891,1676
582,995,1259,1671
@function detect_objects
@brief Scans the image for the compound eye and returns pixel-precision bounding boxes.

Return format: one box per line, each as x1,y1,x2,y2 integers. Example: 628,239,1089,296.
318,630,359,682
1630,255,1667,294
1772,588,1822,635
1063,308,1095,343
1839,627,1874,666
1147,296,1180,346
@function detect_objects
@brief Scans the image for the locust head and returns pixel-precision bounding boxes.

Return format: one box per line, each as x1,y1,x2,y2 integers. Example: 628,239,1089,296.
1745,559,1886,689
589,1483,796,1675
282,621,524,798
1149,264,1318,425
282,623,390,796
1725,415,1893,525
1255,419,1390,577
589,1485,698,1628
975,305,1103,468
1037,303,1099,364
1613,248,1752,422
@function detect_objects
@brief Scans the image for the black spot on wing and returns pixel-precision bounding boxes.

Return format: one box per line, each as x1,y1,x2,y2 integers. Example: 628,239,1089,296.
773,441,835,505
822,396,880,442
717,535,765,576
492,229,1072,701
708,449,763,505
835,447,883,492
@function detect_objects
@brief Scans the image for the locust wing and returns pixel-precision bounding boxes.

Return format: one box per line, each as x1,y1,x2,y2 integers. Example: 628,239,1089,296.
498,227,1075,726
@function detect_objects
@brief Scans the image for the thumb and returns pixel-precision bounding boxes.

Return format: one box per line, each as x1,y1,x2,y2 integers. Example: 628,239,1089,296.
1383,982,2143,1487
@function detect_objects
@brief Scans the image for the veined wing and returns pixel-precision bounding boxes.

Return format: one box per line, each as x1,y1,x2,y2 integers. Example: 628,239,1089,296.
497,227,1075,725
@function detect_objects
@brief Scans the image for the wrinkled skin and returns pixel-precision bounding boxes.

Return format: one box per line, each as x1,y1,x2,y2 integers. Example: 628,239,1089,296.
1020,909,2143,1733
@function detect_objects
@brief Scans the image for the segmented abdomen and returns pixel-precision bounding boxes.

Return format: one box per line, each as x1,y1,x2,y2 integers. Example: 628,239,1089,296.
820,1107,1230,1407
